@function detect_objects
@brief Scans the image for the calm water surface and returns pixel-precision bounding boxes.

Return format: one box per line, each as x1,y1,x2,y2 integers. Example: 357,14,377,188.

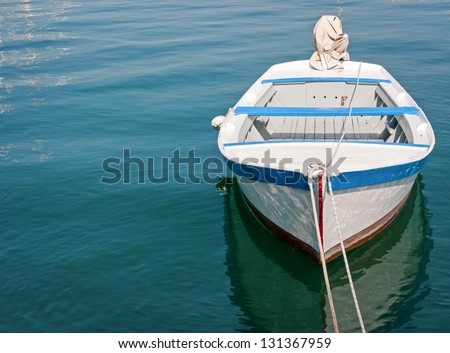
0,0,449,332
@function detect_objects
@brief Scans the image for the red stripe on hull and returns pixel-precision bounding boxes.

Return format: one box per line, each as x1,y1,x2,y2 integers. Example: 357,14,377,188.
318,175,324,247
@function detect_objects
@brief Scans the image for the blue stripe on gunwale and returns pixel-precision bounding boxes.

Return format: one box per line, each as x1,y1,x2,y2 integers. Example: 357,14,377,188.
261,77,392,84
223,140,430,149
234,106,419,117
225,157,427,191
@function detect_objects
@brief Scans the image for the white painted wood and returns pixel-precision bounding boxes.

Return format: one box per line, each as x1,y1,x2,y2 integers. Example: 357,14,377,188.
324,117,335,140
238,175,416,254
315,116,325,139
224,141,429,173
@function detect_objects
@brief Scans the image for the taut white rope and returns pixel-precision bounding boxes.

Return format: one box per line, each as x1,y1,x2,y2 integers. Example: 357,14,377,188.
327,175,366,333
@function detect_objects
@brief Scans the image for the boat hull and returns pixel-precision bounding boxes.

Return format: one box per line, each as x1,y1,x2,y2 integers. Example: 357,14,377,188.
236,174,417,262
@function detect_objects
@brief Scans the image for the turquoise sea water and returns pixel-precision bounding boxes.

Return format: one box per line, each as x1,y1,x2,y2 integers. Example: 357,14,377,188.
0,0,449,333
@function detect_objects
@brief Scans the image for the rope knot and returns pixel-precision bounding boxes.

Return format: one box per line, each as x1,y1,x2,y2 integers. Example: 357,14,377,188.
307,163,326,184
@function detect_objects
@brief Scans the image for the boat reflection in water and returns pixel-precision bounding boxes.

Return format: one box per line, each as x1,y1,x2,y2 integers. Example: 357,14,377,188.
220,175,432,332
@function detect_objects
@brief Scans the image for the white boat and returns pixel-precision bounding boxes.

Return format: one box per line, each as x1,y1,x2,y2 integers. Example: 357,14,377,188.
212,16,435,263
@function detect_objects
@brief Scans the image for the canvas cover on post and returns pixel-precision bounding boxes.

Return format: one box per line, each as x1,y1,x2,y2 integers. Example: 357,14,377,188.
309,15,350,70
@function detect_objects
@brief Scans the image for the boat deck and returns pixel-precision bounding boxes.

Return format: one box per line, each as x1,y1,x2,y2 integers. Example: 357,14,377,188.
240,80,412,144
244,113,407,143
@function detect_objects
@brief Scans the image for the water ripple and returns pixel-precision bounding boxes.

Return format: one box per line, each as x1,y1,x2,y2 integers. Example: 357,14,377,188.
0,0,76,114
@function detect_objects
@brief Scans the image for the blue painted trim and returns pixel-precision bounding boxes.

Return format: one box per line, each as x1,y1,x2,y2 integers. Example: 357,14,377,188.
261,77,392,84
226,157,427,191
223,140,430,149
234,106,419,117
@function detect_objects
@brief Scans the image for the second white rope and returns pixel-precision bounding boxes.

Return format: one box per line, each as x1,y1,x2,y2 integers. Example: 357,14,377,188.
327,175,366,333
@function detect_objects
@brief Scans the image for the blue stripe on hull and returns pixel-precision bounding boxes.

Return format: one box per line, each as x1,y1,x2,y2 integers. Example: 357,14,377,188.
226,158,427,191
223,140,430,149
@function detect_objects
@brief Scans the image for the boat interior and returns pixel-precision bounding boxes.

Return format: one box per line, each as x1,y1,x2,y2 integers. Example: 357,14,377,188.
241,80,411,144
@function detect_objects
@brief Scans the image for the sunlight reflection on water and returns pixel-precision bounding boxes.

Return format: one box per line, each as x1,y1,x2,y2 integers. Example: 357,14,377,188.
0,0,76,115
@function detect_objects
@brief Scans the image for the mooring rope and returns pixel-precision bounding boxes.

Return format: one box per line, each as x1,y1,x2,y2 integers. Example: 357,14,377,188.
327,175,366,333
307,165,339,333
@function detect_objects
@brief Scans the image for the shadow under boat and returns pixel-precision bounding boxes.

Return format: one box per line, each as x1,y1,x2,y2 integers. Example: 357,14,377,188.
220,175,432,332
